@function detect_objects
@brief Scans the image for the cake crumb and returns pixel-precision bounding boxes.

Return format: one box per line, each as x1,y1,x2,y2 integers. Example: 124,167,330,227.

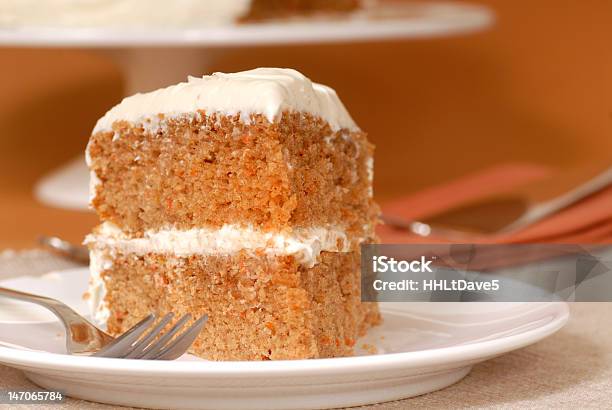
361,343,378,354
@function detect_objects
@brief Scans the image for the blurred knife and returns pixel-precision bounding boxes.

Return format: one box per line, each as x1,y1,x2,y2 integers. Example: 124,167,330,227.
383,159,612,239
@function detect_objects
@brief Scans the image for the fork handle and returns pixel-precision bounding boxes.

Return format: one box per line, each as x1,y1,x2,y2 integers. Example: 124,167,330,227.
0,286,112,354
0,286,82,324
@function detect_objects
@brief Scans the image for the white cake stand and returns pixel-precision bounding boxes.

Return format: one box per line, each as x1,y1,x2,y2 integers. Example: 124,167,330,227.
0,1,493,211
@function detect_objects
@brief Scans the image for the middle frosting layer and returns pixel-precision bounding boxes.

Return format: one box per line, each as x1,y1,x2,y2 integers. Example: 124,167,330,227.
86,222,362,268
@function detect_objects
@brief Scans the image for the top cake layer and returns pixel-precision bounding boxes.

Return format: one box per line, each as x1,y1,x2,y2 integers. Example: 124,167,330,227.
94,68,358,133
87,68,377,242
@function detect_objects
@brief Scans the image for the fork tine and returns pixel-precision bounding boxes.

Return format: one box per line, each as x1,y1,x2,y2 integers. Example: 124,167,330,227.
152,315,208,360
138,314,192,360
124,312,175,359
93,314,155,358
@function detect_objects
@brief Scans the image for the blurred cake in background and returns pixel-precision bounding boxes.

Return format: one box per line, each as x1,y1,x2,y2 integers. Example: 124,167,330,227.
0,0,362,27
85,68,380,361
243,0,360,21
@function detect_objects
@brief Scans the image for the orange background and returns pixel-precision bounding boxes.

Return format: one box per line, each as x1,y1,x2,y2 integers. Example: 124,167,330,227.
0,0,610,249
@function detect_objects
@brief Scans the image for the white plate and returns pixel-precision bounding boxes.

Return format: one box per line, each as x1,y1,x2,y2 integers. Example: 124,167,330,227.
0,2,493,47
0,269,568,410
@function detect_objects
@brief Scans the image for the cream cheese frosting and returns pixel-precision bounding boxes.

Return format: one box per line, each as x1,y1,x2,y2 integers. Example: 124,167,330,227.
0,0,251,27
86,222,358,268
93,68,359,133
88,247,111,326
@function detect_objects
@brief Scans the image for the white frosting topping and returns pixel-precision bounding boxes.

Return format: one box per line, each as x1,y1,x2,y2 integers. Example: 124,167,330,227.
93,68,359,133
88,248,111,327
86,222,357,268
88,170,100,205
0,0,251,27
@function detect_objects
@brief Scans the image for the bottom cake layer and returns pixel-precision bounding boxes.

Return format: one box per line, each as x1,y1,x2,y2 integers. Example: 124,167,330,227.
88,249,380,361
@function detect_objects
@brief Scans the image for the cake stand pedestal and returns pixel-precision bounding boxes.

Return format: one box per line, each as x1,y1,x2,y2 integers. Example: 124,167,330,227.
106,48,215,95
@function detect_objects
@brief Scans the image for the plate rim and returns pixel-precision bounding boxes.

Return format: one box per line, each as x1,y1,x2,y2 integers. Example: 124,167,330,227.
0,295,568,377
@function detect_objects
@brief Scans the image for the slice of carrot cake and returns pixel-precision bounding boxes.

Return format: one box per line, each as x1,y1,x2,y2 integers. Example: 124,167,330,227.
85,68,380,361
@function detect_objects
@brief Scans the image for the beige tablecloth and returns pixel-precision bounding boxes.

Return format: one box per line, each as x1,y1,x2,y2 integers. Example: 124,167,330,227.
1,250,611,409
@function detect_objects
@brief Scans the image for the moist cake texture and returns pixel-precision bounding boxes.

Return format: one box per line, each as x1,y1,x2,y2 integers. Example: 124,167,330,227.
88,112,375,237
86,68,380,361
89,248,378,360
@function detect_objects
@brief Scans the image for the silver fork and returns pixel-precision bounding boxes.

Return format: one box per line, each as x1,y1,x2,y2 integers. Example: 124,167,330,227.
0,286,207,360
38,236,90,264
